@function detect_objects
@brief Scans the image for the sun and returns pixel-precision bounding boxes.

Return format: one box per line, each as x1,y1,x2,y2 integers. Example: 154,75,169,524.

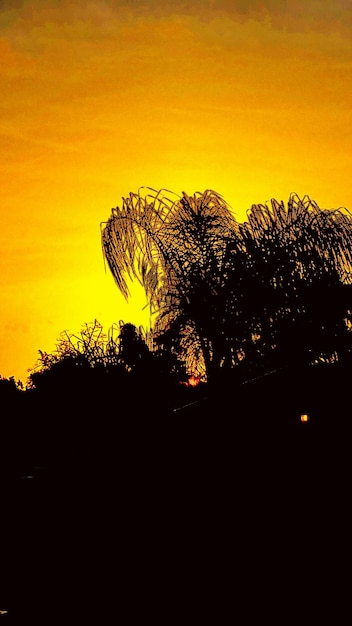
186,375,200,387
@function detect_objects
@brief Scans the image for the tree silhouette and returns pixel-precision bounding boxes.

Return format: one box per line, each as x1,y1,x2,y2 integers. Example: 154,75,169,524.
229,194,352,372
28,320,122,387
102,189,352,381
101,188,238,379
117,322,151,372
28,319,189,421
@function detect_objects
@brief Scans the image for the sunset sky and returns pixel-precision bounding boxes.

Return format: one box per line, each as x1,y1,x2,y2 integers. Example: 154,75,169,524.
1,0,351,383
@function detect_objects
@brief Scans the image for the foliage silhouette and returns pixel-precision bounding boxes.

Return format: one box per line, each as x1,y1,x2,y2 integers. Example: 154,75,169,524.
29,319,187,391
101,188,238,380
3,191,352,625
222,194,352,375
25,319,192,469
102,189,352,381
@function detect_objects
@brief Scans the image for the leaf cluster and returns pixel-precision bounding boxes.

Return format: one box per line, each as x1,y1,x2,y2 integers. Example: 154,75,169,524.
102,189,352,380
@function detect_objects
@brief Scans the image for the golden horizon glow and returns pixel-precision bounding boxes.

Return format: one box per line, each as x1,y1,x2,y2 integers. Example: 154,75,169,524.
1,0,351,383
185,376,201,388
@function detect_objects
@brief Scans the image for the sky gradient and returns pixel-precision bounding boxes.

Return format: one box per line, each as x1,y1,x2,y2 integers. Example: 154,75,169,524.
1,0,351,383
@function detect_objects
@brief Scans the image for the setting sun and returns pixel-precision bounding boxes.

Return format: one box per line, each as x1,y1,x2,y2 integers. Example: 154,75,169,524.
186,376,200,388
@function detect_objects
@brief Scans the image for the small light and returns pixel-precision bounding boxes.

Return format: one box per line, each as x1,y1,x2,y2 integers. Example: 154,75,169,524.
186,376,200,387
300,414,309,423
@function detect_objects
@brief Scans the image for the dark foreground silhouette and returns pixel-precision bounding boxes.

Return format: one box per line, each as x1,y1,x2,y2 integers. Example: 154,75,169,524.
0,364,351,624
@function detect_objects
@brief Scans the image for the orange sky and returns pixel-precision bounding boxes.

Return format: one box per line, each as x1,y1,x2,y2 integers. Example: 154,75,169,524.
1,0,351,383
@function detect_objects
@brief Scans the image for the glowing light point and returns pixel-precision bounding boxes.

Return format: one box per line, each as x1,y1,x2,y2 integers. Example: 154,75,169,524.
300,414,309,423
187,376,200,387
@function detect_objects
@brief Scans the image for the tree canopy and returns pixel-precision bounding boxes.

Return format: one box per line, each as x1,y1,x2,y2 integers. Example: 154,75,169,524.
102,189,352,381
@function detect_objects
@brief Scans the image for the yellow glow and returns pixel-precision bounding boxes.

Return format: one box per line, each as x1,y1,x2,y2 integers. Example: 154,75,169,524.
0,1,351,383
300,414,309,423
186,376,200,388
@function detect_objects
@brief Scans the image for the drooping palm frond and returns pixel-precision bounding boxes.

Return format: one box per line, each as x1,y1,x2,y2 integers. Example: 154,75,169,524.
242,193,352,285
102,189,352,379
231,194,352,369
101,187,237,303
101,188,239,378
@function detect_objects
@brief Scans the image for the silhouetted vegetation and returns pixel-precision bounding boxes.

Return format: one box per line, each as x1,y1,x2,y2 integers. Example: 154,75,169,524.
15,320,194,473
102,189,352,382
0,189,350,477
1,189,352,623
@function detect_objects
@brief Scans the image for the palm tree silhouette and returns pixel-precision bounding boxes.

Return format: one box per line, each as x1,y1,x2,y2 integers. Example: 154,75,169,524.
101,188,238,380
231,194,352,371
102,189,352,381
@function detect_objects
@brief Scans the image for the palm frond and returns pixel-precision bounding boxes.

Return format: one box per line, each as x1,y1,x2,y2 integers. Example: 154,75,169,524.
102,189,352,379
